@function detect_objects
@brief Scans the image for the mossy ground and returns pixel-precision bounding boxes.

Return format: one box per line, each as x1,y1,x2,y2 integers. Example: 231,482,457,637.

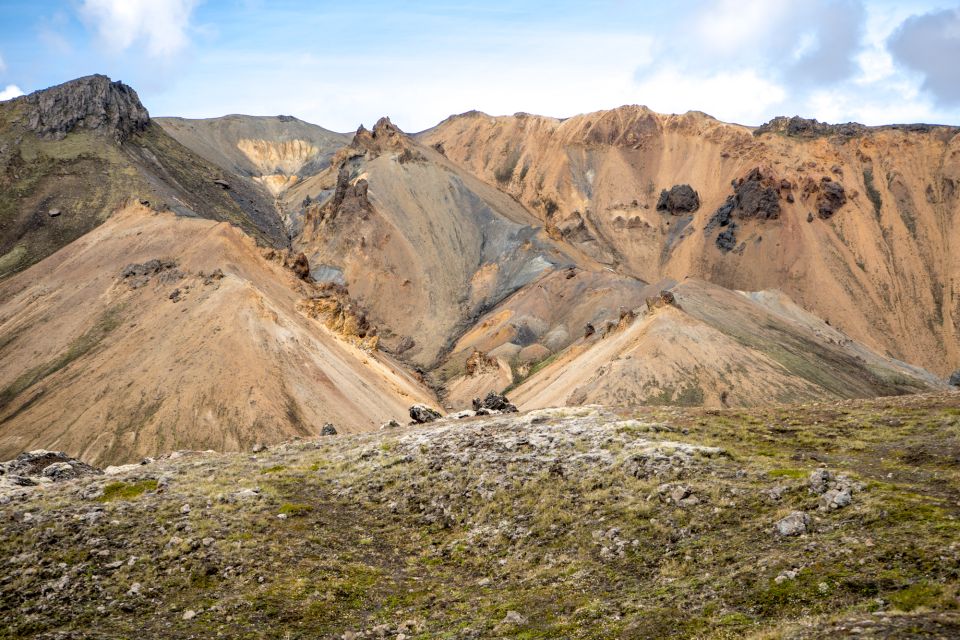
1,394,959,638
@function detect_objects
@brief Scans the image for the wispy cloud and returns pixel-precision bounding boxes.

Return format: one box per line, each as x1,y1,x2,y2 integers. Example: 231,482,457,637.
78,0,200,59
0,85,25,101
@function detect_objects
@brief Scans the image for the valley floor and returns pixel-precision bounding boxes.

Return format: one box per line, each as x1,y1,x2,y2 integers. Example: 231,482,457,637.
3,393,960,638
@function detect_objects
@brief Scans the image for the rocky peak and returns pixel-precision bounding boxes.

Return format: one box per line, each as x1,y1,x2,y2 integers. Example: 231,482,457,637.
15,74,150,142
754,116,866,139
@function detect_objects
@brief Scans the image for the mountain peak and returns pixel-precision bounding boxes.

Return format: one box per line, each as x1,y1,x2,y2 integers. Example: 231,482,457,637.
15,74,150,142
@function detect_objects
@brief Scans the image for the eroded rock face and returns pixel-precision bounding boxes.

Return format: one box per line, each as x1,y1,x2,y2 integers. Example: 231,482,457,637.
656,184,700,214
16,74,150,142
328,165,371,219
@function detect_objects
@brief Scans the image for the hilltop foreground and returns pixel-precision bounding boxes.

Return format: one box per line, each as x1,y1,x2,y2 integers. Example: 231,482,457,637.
3,394,960,639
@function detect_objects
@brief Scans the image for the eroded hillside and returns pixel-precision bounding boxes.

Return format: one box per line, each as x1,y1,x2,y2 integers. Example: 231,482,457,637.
420,108,960,375
0,204,434,464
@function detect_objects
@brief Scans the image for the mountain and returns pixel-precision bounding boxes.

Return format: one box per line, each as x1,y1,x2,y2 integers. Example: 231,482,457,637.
0,75,952,465
419,108,960,376
0,202,434,465
0,75,286,279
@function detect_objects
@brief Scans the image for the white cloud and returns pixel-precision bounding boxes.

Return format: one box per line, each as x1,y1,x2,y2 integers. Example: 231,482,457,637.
0,85,25,101
634,68,787,125
79,0,199,59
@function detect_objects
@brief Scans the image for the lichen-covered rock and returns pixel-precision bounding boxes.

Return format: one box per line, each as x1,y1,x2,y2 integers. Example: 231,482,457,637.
656,184,700,214
775,511,810,536
1,450,101,489
321,423,338,436
15,74,150,142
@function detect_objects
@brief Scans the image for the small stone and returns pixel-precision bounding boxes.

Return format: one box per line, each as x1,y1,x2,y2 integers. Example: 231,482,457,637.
182,609,196,620
775,511,810,536
48,209,61,217
503,610,527,625
180,503,191,514
775,570,798,584
251,443,267,453
809,469,833,494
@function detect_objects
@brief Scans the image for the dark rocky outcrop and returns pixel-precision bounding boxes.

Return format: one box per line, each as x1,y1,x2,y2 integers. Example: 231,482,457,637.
15,74,150,142
754,116,866,139
321,423,338,436
817,181,847,219
949,371,960,387
656,184,701,214
731,168,781,220
472,392,518,414
716,224,738,252
409,404,443,424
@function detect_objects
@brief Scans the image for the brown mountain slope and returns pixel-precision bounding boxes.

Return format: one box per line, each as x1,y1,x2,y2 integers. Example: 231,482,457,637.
509,278,943,409
419,107,960,375
0,204,435,464
0,75,286,280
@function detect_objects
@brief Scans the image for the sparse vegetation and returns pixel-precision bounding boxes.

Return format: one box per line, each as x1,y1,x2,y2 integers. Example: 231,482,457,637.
4,395,959,638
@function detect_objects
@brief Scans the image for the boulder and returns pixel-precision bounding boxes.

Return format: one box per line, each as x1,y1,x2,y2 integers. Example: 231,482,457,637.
949,370,960,387
409,404,442,424
472,392,518,413
321,423,338,436
656,184,701,214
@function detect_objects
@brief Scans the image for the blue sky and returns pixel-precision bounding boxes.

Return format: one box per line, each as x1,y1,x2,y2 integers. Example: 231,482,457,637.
1,1,959,131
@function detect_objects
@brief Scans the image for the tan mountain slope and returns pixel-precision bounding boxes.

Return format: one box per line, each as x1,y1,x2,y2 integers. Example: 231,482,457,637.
0,203,435,465
420,108,960,375
0,75,289,280
155,115,350,202
287,118,607,370
509,278,943,410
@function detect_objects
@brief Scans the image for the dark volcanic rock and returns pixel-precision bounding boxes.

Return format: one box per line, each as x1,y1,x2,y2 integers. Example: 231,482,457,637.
472,392,518,414
733,168,781,220
16,74,150,142
321,423,338,436
949,371,960,387
816,181,847,219
754,116,867,139
656,184,701,214
716,224,738,252
409,404,443,424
